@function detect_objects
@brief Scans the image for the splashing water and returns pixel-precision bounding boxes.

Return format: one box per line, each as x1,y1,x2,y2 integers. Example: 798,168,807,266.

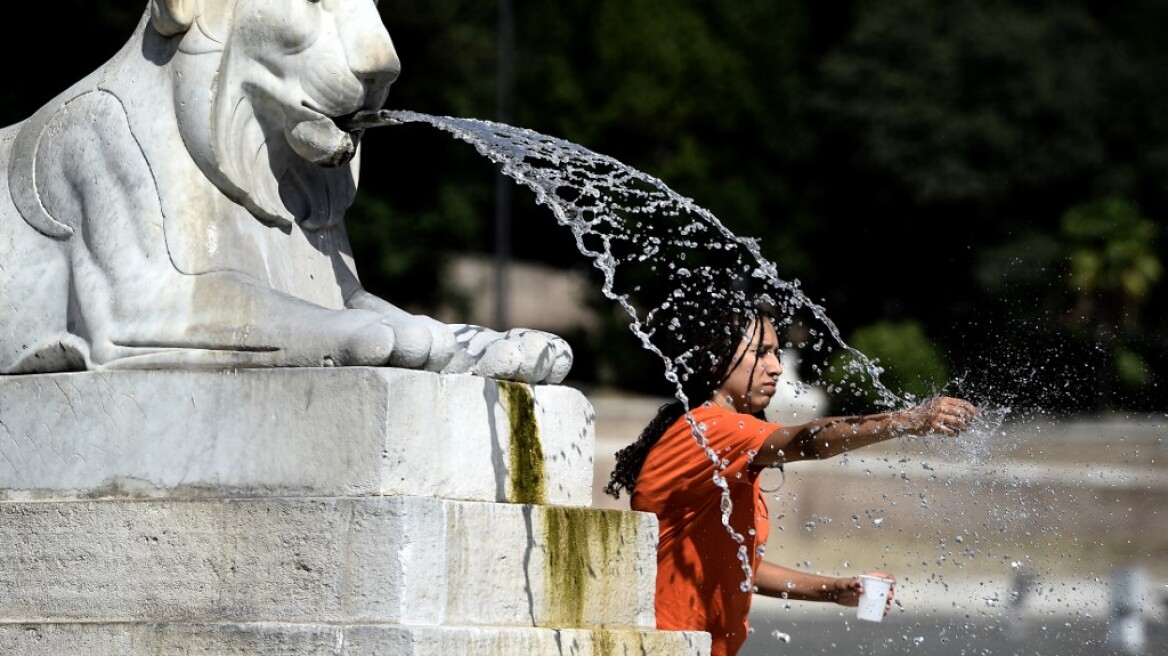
378,110,892,381
351,109,912,588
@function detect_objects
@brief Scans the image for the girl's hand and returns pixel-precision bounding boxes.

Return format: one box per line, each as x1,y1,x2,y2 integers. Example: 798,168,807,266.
829,576,864,606
902,397,980,436
831,572,896,615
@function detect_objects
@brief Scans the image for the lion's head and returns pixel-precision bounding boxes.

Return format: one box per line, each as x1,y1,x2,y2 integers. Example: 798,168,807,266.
150,0,400,229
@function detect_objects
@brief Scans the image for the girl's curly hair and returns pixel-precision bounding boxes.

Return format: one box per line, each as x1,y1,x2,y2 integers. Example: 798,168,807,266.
604,296,775,499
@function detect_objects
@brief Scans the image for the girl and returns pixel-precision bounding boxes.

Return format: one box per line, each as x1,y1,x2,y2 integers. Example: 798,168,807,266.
606,301,979,656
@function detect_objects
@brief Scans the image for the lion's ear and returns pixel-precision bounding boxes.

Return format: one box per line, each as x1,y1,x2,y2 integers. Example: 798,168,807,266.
150,0,198,37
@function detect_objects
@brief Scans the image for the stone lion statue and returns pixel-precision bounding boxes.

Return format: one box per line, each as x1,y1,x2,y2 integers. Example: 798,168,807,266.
0,0,571,383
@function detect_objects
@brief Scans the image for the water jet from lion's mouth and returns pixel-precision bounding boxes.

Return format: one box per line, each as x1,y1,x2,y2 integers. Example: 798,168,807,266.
336,109,402,132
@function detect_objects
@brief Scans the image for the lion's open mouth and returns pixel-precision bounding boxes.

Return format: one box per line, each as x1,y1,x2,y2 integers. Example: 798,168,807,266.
333,110,401,133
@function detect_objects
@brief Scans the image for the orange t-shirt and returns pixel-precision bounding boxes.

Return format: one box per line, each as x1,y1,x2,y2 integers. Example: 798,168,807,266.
630,404,776,656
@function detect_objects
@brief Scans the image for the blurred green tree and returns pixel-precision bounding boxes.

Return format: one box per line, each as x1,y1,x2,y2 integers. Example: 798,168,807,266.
1063,197,1162,332
808,0,1168,412
1060,196,1161,406
820,320,950,414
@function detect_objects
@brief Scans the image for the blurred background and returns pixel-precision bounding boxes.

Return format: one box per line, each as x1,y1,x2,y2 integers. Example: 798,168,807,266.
3,2,1165,654
6,1,1164,416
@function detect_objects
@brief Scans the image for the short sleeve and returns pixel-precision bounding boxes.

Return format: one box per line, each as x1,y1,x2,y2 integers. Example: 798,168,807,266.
697,409,776,480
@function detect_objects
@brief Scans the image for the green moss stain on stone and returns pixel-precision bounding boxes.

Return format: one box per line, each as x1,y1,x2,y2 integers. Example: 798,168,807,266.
591,628,652,656
499,380,546,505
590,629,618,656
544,506,587,626
542,507,638,628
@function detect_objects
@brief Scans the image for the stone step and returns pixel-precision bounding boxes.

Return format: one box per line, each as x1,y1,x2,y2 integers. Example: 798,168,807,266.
0,368,593,506
0,622,710,656
1,496,658,630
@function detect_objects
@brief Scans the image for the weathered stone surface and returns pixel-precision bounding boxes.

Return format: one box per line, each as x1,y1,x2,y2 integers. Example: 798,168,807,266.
0,496,657,629
0,368,593,506
0,623,709,656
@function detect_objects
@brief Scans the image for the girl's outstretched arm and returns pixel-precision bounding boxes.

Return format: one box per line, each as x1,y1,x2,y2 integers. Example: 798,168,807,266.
753,396,981,467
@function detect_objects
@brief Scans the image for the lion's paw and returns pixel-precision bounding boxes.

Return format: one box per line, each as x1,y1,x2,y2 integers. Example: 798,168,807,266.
443,325,573,384
380,312,457,372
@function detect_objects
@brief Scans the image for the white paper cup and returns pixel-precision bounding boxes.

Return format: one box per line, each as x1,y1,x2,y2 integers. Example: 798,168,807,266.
856,575,893,622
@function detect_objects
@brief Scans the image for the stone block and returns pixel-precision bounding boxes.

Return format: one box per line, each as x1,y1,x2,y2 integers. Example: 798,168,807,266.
0,368,593,506
0,496,658,629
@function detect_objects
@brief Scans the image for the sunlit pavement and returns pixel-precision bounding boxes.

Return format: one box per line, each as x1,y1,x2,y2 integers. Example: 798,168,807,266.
742,576,1168,654
741,608,1168,656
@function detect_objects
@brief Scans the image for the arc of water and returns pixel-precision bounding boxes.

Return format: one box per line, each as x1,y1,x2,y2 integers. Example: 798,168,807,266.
356,109,903,590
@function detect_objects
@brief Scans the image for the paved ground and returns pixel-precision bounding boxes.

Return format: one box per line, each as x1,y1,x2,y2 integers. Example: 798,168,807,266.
583,389,1168,655
741,609,1167,656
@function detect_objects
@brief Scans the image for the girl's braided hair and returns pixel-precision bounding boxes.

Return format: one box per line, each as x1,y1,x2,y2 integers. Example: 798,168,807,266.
604,295,775,499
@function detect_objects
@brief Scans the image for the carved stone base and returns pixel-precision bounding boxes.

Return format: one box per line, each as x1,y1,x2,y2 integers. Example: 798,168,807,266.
0,369,706,655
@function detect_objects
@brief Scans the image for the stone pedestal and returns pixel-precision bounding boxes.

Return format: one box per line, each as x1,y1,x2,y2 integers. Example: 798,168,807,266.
0,368,708,655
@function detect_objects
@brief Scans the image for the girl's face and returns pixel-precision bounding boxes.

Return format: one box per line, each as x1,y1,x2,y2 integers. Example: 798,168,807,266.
711,318,783,415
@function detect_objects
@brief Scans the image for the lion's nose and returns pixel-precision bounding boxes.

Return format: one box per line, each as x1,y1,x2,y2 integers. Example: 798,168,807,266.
352,33,401,88
345,9,401,90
